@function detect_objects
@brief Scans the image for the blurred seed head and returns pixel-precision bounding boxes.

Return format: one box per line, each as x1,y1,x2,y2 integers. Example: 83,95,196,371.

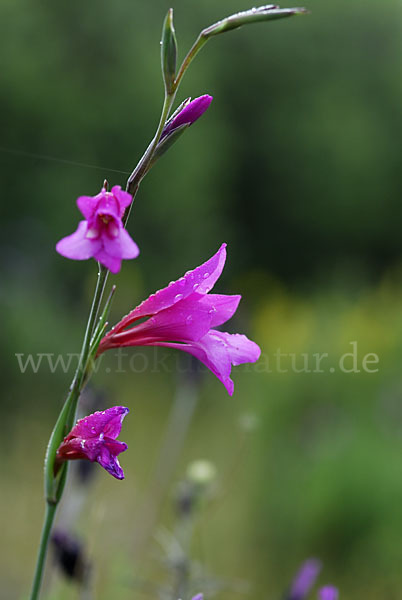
51,529,90,583
186,460,217,486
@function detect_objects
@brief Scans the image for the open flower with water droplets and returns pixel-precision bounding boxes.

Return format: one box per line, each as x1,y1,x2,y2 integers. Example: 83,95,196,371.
55,406,129,480
97,244,260,395
56,184,139,273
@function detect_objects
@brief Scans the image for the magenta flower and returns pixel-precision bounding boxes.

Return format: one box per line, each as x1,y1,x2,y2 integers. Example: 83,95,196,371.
161,95,213,140
56,185,139,273
318,587,338,600
56,406,129,480
97,244,260,395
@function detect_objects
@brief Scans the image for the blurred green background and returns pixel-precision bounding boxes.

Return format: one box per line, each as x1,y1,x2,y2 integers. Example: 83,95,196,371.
2,0,402,598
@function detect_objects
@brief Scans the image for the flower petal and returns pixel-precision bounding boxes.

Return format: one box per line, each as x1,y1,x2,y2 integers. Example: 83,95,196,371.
108,293,215,348
102,228,139,259
212,330,261,366
119,228,140,258
156,330,260,395
111,185,132,216
56,221,101,260
94,248,122,273
77,193,102,219
105,244,227,336
97,445,126,480
197,294,241,328
69,407,129,440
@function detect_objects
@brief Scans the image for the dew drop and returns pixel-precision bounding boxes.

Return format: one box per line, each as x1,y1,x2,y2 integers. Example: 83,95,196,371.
178,277,186,285
208,307,217,315
192,283,199,291
91,427,96,434
203,272,210,279
174,293,183,302
186,315,193,325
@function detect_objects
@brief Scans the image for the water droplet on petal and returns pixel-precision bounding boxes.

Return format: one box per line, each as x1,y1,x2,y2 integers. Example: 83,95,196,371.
174,293,183,302
192,283,199,291
203,272,210,279
186,315,193,325
178,277,186,285
90,427,96,434
208,306,217,315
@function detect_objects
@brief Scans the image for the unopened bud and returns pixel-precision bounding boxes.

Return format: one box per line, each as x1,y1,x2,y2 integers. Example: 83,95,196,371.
161,8,177,94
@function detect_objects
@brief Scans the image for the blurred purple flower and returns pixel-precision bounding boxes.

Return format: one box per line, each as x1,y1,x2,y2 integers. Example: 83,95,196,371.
161,95,213,139
56,406,129,480
191,595,203,600
56,184,139,273
289,559,322,600
97,244,260,395
318,586,338,600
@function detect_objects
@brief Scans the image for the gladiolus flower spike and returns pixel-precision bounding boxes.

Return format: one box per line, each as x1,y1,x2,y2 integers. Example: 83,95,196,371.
56,406,129,480
56,185,139,273
97,244,261,395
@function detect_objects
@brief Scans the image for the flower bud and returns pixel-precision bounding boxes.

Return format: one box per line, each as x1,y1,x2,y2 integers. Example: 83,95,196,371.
161,8,177,94
202,5,307,39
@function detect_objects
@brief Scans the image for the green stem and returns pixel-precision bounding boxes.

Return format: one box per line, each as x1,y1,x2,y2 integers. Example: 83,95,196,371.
29,503,57,600
174,33,208,91
30,266,108,600
125,91,176,209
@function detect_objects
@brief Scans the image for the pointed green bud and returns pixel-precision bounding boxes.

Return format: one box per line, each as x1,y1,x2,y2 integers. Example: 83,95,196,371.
161,8,177,94
202,5,307,38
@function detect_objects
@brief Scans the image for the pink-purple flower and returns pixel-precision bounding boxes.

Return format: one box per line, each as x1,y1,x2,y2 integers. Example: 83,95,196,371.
56,406,129,480
97,244,260,395
56,185,139,273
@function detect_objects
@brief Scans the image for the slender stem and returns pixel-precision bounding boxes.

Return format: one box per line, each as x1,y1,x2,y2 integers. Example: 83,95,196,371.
174,33,208,90
31,266,109,600
126,92,176,195
29,503,57,600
